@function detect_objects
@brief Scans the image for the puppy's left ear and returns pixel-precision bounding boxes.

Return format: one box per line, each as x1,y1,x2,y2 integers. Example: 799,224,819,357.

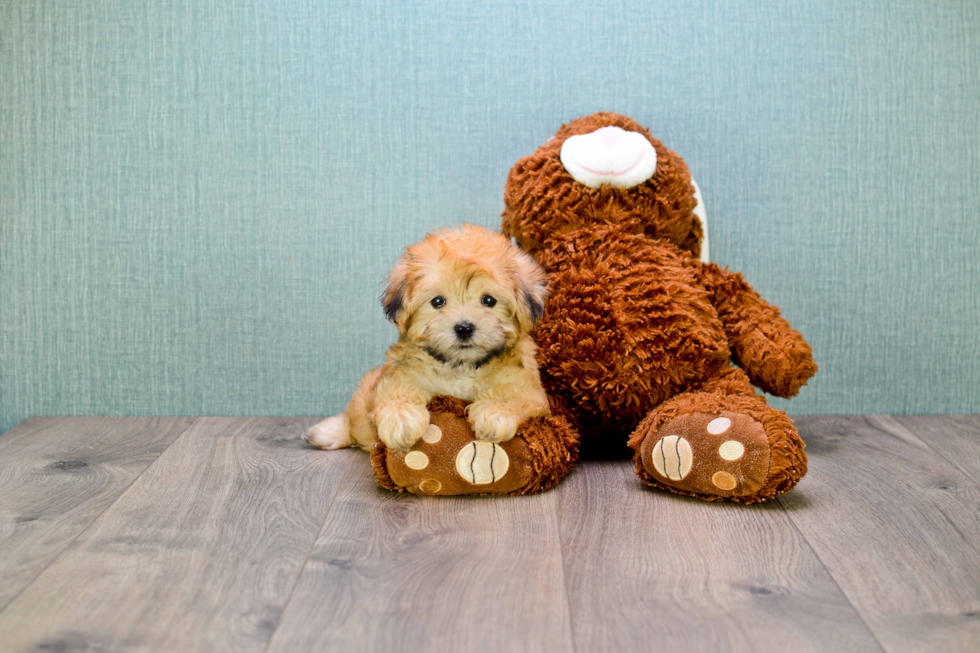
381,258,410,328
512,251,548,332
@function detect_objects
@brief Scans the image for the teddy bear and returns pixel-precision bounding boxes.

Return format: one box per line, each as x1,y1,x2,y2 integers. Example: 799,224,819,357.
373,112,816,503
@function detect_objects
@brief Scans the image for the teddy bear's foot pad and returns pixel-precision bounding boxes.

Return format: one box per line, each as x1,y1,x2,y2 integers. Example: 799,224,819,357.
638,411,771,498
385,411,535,495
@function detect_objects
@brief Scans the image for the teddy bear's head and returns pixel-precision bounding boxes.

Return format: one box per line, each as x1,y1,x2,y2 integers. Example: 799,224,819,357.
502,112,702,259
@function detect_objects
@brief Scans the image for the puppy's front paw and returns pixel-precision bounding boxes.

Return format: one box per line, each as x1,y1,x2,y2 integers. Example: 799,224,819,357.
468,403,520,443
375,402,430,452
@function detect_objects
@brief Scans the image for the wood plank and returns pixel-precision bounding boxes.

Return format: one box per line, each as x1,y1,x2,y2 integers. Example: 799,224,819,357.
557,460,883,653
0,417,356,653
894,415,980,482
0,416,195,611
780,416,980,653
265,466,575,653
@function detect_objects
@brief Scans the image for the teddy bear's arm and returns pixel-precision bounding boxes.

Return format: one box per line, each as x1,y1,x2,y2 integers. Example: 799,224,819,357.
698,262,817,398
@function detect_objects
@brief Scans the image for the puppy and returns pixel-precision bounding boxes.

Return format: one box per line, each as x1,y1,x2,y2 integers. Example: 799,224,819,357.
305,224,550,453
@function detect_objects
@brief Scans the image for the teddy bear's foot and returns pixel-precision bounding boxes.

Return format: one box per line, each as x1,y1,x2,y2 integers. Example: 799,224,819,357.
379,410,534,495
629,395,807,503
372,396,579,496
637,410,772,498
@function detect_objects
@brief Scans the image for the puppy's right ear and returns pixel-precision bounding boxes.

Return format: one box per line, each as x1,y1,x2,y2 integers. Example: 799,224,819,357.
512,250,549,332
381,259,409,325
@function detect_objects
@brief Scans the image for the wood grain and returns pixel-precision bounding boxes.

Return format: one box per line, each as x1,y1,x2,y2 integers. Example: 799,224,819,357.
894,415,980,482
265,466,575,653
557,460,883,653
4,415,980,652
781,416,980,653
0,416,195,611
0,417,355,653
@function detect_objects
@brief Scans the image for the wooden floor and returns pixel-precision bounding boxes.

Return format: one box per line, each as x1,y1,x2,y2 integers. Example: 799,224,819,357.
0,416,977,652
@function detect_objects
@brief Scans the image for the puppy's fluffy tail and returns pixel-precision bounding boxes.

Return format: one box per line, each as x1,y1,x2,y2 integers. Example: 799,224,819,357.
304,414,353,450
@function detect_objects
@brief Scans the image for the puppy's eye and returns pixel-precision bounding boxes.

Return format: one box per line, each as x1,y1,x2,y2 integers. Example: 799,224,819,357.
481,294,497,308
430,296,446,309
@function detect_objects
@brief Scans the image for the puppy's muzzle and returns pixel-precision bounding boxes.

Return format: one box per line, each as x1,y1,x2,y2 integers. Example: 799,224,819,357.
454,321,475,341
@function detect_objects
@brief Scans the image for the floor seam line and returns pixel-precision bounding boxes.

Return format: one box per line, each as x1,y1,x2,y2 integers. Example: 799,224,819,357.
776,493,890,653
555,477,580,653
261,451,356,653
876,415,980,493
0,416,200,617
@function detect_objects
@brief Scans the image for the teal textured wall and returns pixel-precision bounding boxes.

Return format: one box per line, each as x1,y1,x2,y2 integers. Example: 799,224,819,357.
2,1,978,434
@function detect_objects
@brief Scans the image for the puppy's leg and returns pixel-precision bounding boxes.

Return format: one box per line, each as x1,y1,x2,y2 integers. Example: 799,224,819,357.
374,402,430,451
468,402,521,443
468,343,551,443
305,367,383,451
468,389,549,443
347,367,384,450
371,375,431,452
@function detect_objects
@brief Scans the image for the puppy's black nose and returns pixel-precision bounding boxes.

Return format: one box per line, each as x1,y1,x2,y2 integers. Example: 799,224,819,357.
454,321,475,340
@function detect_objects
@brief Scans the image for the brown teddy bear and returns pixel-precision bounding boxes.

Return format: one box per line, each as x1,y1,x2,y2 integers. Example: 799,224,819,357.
374,112,816,503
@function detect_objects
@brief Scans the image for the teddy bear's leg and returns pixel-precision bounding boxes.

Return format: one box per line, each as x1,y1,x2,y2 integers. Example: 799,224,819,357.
372,396,580,496
627,366,807,503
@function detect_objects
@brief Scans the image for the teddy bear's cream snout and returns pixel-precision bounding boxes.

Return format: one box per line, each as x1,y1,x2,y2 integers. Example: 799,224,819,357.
559,125,657,189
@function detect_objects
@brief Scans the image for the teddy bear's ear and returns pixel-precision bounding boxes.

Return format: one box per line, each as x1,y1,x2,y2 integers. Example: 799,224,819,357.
513,251,548,330
381,258,410,325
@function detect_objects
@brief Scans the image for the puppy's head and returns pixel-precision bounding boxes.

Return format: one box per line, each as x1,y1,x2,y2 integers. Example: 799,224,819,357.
381,224,547,367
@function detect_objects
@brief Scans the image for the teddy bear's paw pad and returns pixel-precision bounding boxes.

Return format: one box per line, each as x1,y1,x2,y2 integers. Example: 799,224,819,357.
455,442,509,485
639,411,771,497
385,412,533,495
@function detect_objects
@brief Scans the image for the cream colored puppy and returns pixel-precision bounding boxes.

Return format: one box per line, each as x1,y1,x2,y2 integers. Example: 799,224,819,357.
305,224,550,453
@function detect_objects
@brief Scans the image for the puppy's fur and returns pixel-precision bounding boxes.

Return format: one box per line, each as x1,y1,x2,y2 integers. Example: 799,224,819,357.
305,224,550,453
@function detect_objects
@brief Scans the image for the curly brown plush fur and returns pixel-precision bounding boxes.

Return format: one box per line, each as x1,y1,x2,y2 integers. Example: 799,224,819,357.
500,112,816,503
